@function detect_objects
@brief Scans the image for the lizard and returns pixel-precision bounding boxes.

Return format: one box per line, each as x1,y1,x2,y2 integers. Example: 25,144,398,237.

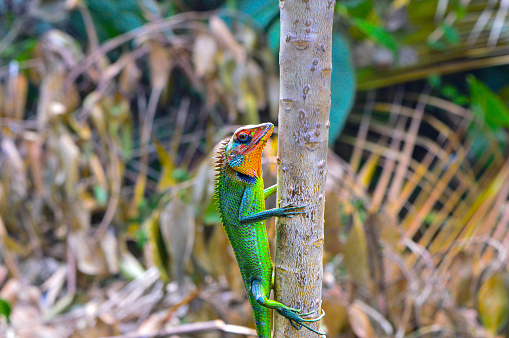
213,122,325,337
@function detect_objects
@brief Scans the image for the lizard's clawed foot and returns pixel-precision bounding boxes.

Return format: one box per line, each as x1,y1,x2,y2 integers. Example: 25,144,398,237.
277,307,326,335
279,203,310,218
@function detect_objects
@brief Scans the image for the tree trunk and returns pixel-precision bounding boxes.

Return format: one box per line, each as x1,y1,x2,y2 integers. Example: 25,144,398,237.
274,0,334,336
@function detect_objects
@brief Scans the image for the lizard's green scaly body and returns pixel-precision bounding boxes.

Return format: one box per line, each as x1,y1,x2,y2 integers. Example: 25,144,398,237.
214,123,324,337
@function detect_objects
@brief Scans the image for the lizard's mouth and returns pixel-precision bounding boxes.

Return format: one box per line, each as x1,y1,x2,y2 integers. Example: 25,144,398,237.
246,123,273,153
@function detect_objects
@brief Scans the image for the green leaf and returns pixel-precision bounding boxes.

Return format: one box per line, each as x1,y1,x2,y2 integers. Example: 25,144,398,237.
0,298,11,323
442,84,458,99
477,273,509,335
86,0,146,41
237,0,278,29
329,33,356,143
407,0,441,24
343,0,373,19
172,168,190,182
467,75,509,129
93,185,108,206
441,23,460,45
121,122,133,160
350,18,398,53
427,39,446,51
267,19,280,54
203,198,221,225
427,73,442,88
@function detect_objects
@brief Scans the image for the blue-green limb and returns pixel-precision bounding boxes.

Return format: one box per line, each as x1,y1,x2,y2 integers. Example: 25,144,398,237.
251,280,326,336
239,185,308,224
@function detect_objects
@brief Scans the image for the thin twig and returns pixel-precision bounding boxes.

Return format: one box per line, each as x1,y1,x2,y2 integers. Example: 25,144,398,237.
92,139,122,241
0,19,23,56
103,320,258,338
65,11,214,87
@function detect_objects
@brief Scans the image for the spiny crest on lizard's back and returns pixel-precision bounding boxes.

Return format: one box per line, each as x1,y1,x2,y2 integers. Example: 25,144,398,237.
213,138,230,212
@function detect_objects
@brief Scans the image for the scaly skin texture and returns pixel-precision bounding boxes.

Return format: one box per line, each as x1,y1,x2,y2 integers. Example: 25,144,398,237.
214,123,325,337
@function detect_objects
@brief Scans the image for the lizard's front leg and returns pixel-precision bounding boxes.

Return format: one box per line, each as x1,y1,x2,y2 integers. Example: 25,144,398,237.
239,185,308,224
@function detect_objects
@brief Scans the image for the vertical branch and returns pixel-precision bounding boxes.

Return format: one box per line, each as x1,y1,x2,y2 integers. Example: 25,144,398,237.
275,0,335,336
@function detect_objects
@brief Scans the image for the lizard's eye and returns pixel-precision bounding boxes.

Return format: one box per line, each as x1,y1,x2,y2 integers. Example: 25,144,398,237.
237,132,249,142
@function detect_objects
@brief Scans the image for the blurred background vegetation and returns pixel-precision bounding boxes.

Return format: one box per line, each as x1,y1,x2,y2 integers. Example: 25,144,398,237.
0,0,509,337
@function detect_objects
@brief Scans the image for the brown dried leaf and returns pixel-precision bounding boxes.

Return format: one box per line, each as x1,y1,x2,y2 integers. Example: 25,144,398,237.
86,93,108,138
100,231,119,274
210,225,244,295
0,83,4,116
322,288,348,336
134,310,168,335
24,132,44,197
66,115,92,140
119,247,145,280
68,230,108,275
210,16,246,64
119,56,141,97
159,197,196,286
348,303,376,338
154,140,175,191
65,0,80,10
267,74,280,120
5,73,28,120
89,154,108,191
449,251,474,306
246,60,266,110
192,223,244,295
343,213,370,287
58,133,80,198
41,266,67,309
145,209,170,282
1,137,27,202
71,317,120,338
377,212,400,250
191,155,215,219
0,279,20,304
149,41,173,89
193,34,218,78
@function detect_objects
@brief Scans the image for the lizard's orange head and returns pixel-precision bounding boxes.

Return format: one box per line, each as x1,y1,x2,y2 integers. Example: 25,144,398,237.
225,122,274,178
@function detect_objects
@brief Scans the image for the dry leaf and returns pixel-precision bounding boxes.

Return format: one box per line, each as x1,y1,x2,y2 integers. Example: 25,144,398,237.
145,209,170,282
348,303,376,338
119,56,141,97
100,231,119,274
1,137,28,202
58,133,80,198
89,154,108,191
191,155,215,219
246,60,266,110
149,41,173,89
477,272,509,335
5,73,28,120
86,93,108,138
24,132,44,197
322,288,348,336
343,213,370,287
159,196,196,286
210,16,246,64
41,266,67,309
267,74,280,120
449,251,474,306
193,34,218,78
68,230,108,275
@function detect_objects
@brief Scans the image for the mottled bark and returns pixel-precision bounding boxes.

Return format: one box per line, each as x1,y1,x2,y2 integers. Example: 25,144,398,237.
274,0,334,336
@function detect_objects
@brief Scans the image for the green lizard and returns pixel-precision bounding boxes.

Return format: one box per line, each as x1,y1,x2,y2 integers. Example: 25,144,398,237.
214,122,325,337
